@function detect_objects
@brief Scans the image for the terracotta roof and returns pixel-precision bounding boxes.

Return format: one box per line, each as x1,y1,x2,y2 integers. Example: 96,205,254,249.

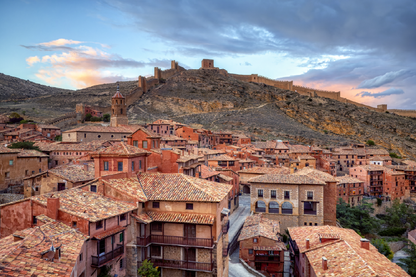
200,164,220,179
238,167,290,175
295,167,336,183
238,214,283,245
131,213,153,224
93,142,151,156
298,155,315,160
355,164,385,171
101,178,148,202
152,119,184,126
208,154,238,161
0,215,87,277
35,141,105,152
147,211,215,225
17,149,48,157
112,90,125,99
62,125,134,134
336,176,364,184
161,135,187,141
218,174,233,182
288,145,310,153
0,146,21,154
93,226,126,240
249,174,325,185
177,153,202,163
49,162,95,182
288,226,409,276
137,173,232,202
31,188,136,222
128,126,161,138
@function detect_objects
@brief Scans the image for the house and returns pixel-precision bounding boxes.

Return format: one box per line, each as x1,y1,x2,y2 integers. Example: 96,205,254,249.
127,127,161,151
146,119,186,136
336,175,365,206
238,214,286,276
289,155,316,173
288,225,409,277
176,125,199,141
208,154,240,172
62,126,134,143
238,167,290,194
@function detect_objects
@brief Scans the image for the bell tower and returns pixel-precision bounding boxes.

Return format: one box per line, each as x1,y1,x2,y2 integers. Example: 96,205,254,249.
110,82,128,127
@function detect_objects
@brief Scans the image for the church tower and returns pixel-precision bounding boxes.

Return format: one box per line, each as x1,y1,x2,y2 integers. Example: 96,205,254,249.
110,83,128,127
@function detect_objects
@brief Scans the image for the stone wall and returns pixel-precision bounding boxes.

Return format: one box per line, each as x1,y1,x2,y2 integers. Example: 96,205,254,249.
126,242,138,277
388,241,405,253
388,109,416,118
0,193,24,204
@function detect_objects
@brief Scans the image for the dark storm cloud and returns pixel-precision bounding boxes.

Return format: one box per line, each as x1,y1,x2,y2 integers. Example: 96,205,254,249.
356,88,405,98
357,70,412,89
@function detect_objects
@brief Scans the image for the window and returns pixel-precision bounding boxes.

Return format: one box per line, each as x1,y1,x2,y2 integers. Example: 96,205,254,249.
33,216,37,225
120,214,126,221
258,189,263,197
5,172,10,179
131,161,135,171
133,140,138,147
284,191,290,199
142,141,148,148
248,249,253,255
120,232,124,243
79,253,83,261
91,185,97,192
229,161,235,166
139,160,142,169
96,220,103,230
151,245,161,257
304,222,307,226
97,135,101,138
186,203,193,210
84,134,86,138
152,141,155,148
72,221,77,228
151,222,162,232
153,202,160,208
9,160,13,166
253,238,258,243
271,190,276,198
307,191,313,200
104,161,109,171
118,161,123,171
120,258,124,269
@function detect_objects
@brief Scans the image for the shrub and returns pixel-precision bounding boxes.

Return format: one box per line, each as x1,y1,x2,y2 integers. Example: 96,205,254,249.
389,152,401,159
324,130,328,134
366,140,375,146
85,113,92,121
20,120,29,124
90,116,102,122
371,238,394,260
377,198,382,207
103,113,110,122
378,227,407,237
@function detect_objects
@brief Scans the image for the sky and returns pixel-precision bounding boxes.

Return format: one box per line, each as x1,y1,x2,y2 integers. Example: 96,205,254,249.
0,0,415,109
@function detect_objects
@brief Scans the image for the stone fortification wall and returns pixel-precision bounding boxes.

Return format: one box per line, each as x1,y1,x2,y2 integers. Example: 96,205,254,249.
293,85,340,100
251,74,293,90
339,97,384,112
388,109,416,118
229,74,251,82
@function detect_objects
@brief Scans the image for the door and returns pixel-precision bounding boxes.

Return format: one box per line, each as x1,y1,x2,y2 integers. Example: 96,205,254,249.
99,239,106,255
184,224,196,245
57,183,65,191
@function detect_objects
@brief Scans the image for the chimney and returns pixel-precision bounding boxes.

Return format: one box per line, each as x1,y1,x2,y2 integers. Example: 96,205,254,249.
322,257,328,270
360,238,370,250
306,238,310,249
47,196,60,220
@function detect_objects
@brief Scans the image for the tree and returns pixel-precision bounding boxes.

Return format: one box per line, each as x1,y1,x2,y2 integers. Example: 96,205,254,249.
137,260,160,277
98,265,112,277
384,199,416,231
103,113,111,122
336,198,381,235
7,141,40,151
371,238,394,260
54,135,62,141
366,140,375,146
85,113,92,121
398,242,416,277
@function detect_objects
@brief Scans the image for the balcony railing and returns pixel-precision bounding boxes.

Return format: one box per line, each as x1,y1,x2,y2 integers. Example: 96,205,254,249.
91,244,124,267
255,255,281,262
136,235,213,248
139,259,214,272
303,209,317,215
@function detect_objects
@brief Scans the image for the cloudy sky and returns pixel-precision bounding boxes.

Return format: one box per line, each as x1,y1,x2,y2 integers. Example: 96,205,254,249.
1,0,415,109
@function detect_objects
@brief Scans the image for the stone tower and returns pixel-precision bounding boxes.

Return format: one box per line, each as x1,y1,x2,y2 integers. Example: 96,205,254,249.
110,83,128,127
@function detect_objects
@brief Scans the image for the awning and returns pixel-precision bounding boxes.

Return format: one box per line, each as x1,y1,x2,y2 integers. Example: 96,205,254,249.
93,226,126,240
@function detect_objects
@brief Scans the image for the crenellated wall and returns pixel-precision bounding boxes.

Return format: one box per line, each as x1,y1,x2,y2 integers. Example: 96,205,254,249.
388,109,416,118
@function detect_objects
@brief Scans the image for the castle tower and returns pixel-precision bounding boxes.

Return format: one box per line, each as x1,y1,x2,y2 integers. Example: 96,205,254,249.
138,76,147,92
110,83,128,127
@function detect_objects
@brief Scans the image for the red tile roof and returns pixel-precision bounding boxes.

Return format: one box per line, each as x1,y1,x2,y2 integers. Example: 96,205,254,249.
147,211,215,225
112,91,125,99
249,174,326,185
93,226,126,240
93,142,151,156
238,214,283,246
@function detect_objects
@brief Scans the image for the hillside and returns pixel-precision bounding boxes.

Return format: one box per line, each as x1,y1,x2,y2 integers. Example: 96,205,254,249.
0,70,415,159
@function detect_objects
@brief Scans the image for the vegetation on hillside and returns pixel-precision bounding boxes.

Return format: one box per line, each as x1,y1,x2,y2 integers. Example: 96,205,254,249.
7,141,40,151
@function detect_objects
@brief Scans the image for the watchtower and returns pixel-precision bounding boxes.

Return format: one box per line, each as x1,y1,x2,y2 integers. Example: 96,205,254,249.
201,59,214,69
110,82,128,127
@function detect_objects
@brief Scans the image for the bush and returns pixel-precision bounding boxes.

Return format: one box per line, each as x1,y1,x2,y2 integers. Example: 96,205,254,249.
366,140,375,146
90,116,102,122
103,113,110,122
54,135,62,141
85,113,92,121
389,152,401,159
377,198,382,207
20,120,29,124
8,142,40,151
379,227,407,237
371,238,394,260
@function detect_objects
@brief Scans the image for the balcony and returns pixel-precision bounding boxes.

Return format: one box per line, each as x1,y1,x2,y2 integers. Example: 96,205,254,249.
136,235,213,248
255,255,281,262
139,259,214,272
91,244,124,267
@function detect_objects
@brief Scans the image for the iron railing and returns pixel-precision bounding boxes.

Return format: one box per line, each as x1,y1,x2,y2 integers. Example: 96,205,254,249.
91,244,123,267
139,259,213,272
136,235,213,248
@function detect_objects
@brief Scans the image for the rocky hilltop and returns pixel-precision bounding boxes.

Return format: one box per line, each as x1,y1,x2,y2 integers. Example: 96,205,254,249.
0,70,415,159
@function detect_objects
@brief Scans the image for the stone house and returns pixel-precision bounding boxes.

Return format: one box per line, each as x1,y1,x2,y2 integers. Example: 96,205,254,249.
249,174,327,232
238,214,286,276
289,156,316,173
208,154,240,173
336,175,364,206
62,125,134,143
146,119,186,136
288,226,409,277
36,124,61,140
161,135,188,149
176,125,199,141
0,146,48,190
214,132,233,145
238,167,290,195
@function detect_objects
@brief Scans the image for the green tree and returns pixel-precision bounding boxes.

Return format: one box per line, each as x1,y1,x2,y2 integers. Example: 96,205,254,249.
91,116,102,122
371,238,394,260
85,113,92,121
336,198,380,235
7,141,40,151
384,199,416,231
20,119,29,124
103,113,111,122
138,260,160,277
398,242,416,277
389,152,402,159
98,265,112,277
54,135,62,141
366,140,375,146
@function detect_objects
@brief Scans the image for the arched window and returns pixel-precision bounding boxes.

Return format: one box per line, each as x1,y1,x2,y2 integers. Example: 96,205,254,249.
282,202,293,214
269,201,279,213
243,185,250,194
255,201,266,213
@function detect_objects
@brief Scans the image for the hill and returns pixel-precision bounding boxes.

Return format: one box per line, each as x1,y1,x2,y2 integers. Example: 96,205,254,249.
0,70,415,159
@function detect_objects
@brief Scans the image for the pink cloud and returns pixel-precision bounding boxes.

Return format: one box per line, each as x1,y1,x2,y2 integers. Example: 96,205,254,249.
26,56,40,66
38,39,83,47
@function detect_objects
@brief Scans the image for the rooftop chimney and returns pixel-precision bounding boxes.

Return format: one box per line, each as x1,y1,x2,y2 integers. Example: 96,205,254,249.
360,238,370,250
306,238,310,249
322,257,328,270
47,196,60,220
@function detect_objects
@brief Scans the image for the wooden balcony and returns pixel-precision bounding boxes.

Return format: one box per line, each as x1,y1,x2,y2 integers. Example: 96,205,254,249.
255,255,281,262
91,244,123,267
136,235,213,248
139,259,214,272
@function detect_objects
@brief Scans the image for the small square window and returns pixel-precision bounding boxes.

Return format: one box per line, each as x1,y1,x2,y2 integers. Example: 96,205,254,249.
307,191,313,200
186,203,193,210
258,189,263,197
104,161,109,171
248,249,253,255
153,202,160,208
120,214,126,221
96,220,103,230
271,190,276,198
117,162,123,171
79,253,83,261
72,221,77,228
131,161,135,171
33,216,37,225
9,160,13,166
253,238,258,243
284,191,290,200
91,185,97,192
